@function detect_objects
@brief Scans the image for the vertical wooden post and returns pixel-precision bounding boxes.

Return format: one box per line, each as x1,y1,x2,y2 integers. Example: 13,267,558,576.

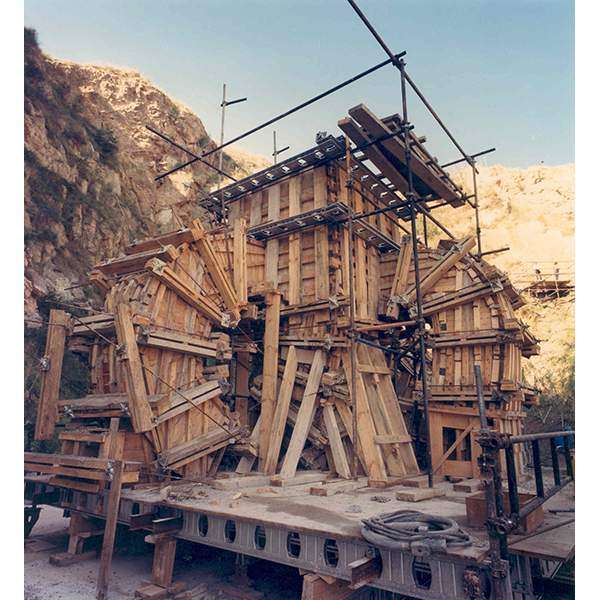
96,460,123,600
265,185,280,287
258,291,281,468
35,309,70,440
233,218,248,305
313,167,330,300
264,346,298,475
234,352,250,428
288,178,302,305
114,304,155,433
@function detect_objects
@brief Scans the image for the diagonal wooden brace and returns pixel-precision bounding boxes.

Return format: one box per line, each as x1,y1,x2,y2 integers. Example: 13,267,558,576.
192,219,241,323
114,304,155,433
145,258,225,326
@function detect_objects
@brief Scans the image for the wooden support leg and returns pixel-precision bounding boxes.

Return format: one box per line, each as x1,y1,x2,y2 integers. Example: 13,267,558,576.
35,309,70,440
96,460,124,600
68,512,91,555
258,291,281,469
152,536,177,588
49,511,100,566
301,573,354,600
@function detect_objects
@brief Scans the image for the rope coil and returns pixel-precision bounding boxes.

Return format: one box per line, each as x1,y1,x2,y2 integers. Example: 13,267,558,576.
361,509,472,557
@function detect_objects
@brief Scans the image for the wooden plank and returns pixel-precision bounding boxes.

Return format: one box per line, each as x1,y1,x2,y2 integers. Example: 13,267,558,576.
151,536,177,588
96,460,123,600
264,346,298,475
35,309,70,440
233,218,248,305
406,236,476,304
279,350,327,479
338,117,410,196
288,177,302,305
96,245,179,276
362,347,418,475
313,166,330,300
258,291,282,467
508,520,574,561
301,573,354,600
114,303,155,433
265,185,280,287
322,403,351,479
341,352,387,483
50,476,101,493
154,382,222,425
146,258,224,325
349,104,462,205
125,229,201,255
386,236,412,319
192,219,240,321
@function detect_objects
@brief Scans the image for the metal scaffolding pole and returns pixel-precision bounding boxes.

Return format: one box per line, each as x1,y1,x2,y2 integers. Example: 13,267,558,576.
154,52,405,181
400,59,433,488
345,138,360,480
471,160,483,257
346,0,434,487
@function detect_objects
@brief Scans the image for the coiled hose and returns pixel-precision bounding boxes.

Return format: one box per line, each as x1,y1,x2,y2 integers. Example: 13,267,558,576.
361,510,473,557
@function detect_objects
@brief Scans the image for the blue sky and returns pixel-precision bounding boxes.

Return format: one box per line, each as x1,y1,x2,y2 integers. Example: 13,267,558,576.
24,0,574,168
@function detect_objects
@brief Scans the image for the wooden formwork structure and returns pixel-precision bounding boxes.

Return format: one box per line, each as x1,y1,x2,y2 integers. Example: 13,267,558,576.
25,104,541,598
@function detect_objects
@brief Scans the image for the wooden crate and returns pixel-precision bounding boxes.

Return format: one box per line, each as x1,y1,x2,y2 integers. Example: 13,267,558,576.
465,490,544,533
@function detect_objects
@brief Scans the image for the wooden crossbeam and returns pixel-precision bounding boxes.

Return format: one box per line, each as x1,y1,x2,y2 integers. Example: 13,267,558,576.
96,245,179,277
137,327,230,359
154,381,222,425
159,425,240,469
35,309,70,440
125,228,201,255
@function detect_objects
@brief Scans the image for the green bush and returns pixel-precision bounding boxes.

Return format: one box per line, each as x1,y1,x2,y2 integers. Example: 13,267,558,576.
91,127,118,163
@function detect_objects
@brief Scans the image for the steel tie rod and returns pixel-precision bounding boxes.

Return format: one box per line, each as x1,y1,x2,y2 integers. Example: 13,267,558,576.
151,51,406,181
345,0,476,171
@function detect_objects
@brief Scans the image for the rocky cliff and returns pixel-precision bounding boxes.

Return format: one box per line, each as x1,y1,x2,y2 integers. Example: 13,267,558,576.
24,28,267,321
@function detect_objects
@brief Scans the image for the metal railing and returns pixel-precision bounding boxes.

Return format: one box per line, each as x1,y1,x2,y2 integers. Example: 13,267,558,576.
478,429,574,533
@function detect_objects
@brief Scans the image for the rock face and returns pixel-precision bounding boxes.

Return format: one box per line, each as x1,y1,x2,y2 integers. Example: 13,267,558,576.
437,163,575,383
24,28,267,320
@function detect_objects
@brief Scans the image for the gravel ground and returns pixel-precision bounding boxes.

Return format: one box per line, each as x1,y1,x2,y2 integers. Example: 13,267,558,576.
24,506,302,599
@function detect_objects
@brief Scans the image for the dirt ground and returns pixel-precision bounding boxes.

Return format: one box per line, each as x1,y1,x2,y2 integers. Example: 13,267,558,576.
24,506,303,599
